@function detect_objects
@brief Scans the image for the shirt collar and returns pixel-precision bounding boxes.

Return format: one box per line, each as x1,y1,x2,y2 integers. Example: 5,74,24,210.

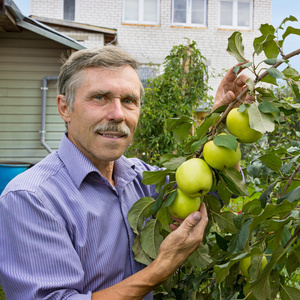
58,134,137,189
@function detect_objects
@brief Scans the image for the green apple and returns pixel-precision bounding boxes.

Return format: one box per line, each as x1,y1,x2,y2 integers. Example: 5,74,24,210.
175,158,213,197
168,188,201,219
202,135,241,170
239,255,268,278
226,108,263,143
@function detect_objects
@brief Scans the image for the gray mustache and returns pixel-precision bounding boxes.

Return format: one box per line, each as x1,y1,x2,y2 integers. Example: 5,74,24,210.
93,123,131,136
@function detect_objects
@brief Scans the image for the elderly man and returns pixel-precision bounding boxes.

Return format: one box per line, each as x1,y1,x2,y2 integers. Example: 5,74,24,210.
0,45,250,300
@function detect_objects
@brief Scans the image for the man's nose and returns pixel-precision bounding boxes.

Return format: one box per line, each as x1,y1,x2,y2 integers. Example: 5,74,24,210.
107,99,125,122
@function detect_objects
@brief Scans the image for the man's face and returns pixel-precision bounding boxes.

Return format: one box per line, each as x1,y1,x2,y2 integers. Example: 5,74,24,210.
60,66,141,170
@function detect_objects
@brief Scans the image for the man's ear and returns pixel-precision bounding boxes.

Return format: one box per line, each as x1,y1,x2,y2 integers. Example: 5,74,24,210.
57,95,71,123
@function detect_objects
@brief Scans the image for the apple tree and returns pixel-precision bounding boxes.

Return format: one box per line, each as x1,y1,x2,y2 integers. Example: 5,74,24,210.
128,16,300,299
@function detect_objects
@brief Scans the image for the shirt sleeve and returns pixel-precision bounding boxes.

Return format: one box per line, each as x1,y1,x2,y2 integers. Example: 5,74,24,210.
0,190,92,300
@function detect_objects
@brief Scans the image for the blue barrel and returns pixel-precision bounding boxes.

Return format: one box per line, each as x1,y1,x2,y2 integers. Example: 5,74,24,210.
0,162,31,194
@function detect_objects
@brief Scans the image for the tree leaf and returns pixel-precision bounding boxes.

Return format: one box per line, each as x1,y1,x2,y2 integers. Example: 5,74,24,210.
213,211,238,234
259,153,282,171
128,197,155,234
140,218,163,259
268,68,285,79
163,189,178,208
196,113,220,139
280,285,300,300
282,26,300,43
142,169,171,186
258,101,281,119
214,232,230,251
156,205,173,233
132,235,153,265
259,181,277,208
249,200,298,234
213,134,238,151
277,186,300,204
252,247,288,300
163,156,186,171
263,40,280,59
227,219,251,253
248,103,275,133
220,168,250,197
226,32,247,63
187,243,213,269
151,189,165,214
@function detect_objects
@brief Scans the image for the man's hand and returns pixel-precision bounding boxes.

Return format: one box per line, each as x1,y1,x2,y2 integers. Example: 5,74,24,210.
155,202,208,279
212,63,254,111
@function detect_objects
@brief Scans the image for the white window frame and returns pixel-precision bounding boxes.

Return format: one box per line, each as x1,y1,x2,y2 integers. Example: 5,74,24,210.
122,0,160,25
219,0,253,30
171,0,207,27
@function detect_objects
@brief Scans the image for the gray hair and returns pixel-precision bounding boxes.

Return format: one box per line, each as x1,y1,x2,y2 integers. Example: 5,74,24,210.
57,45,144,110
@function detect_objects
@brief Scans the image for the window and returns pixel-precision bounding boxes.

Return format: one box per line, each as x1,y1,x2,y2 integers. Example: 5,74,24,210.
172,0,207,26
123,0,160,24
64,0,75,21
219,0,252,29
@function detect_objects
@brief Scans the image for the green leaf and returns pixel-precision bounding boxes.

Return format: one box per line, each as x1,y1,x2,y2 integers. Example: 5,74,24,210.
191,136,207,153
187,243,213,269
268,68,285,79
246,78,255,94
163,189,178,208
282,26,300,42
227,219,251,253
163,156,186,171
248,103,275,133
151,189,165,214
280,285,300,300
261,73,278,85
264,58,284,65
252,247,288,300
220,168,250,197
214,232,230,251
142,169,171,186
140,218,163,259
128,197,155,234
282,67,300,79
132,235,153,265
249,200,298,234
156,205,173,233
213,134,238,151
286,241,300,275
259,153,282,171
278,186,300,204
226,31,247,63
258,101,281,119
173,122,193,143
213,211,238,234
278,15,298,29
196,113,220,139
263,40,280,59
259,181,277,208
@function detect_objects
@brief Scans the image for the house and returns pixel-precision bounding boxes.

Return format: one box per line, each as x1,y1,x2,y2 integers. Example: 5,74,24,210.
0,0,116,163
30,0,272,90
1,0,273,163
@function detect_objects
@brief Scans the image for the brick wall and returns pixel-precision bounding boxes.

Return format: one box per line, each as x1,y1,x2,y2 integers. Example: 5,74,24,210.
30,0,272,95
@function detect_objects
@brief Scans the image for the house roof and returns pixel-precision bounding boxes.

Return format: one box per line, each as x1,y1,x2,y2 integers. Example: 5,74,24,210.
0,0,86,50
29,15,118,45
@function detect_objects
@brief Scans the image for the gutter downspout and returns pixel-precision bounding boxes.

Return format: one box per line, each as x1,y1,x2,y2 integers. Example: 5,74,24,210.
40,76,58,153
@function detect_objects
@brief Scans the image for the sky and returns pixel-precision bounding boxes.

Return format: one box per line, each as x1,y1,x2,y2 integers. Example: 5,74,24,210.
12,0,300,68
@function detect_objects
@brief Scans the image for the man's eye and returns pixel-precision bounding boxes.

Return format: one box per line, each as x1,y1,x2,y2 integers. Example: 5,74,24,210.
123,99,132,104
95,95,104,100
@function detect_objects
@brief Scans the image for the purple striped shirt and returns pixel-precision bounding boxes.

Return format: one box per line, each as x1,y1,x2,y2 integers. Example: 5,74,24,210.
0,134,159,299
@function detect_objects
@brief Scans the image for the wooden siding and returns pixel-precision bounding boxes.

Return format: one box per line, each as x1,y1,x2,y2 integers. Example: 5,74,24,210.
0,30,71,163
